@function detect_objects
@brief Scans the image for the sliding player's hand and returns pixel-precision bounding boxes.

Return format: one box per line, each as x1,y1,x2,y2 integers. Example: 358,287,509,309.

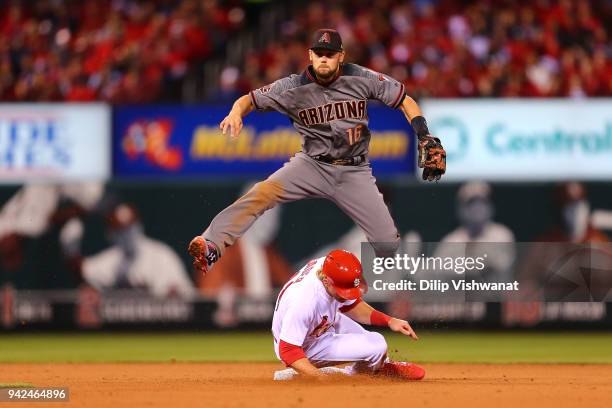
388,317,418,340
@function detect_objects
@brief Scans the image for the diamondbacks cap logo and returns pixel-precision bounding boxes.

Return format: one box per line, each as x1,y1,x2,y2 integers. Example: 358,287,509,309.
354,278,360,287
310,29,342,51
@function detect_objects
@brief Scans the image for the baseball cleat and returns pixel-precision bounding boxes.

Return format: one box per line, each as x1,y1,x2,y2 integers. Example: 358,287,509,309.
379,361,425,381
188,236,218,275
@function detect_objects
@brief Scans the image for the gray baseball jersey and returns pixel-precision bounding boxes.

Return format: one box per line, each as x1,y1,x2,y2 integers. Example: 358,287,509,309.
249,63,406,159
201,63,403,262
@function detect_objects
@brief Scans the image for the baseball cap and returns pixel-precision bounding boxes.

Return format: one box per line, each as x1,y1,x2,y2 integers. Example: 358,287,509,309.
310,29,343,53
322,249,368,300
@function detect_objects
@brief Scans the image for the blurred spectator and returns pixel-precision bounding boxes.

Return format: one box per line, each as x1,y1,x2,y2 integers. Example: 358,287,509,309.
61,203,195,298
197,183,293,326
517,182,611,301
0,182,105,272
433,181,516,284
538,182,608,243
440,182,515,243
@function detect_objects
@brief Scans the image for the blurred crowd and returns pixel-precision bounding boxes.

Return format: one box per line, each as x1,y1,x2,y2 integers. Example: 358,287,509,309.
1,0,610,101
224,0,610,100
0,0,246,102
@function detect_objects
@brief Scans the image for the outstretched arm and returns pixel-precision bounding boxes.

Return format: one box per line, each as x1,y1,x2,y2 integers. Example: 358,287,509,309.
398,95,431,140
398,95,424,124
342,300,418,340
398,94,447,181
219,94,254,139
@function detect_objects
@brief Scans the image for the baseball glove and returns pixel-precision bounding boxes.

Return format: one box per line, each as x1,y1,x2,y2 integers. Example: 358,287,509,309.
418,135,446,181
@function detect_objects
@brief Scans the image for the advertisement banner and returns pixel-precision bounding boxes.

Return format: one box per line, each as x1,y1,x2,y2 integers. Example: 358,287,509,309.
422,99,612,181
1,289,610,331
0,104,111,182
112,104,415,178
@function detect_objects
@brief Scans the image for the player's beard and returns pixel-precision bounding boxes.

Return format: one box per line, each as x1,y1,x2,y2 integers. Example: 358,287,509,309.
315,64,339,81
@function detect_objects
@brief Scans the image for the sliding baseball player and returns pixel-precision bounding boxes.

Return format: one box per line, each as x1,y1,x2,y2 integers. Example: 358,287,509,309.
272,249,425,380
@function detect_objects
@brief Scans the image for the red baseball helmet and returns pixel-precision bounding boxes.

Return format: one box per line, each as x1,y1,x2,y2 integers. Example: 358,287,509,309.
322,249,368,300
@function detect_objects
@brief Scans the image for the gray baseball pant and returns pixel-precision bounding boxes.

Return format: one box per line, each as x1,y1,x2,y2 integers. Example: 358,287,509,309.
202,152,400,257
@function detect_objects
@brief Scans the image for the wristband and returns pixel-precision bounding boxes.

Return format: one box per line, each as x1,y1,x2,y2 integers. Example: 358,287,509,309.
370,310,391,326
411,116,430,139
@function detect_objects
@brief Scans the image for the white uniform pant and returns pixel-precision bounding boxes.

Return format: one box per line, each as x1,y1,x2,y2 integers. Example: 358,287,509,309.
274,315,388,373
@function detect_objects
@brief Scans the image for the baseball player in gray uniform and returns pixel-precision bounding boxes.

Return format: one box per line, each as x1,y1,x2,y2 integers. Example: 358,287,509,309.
189,29,446,275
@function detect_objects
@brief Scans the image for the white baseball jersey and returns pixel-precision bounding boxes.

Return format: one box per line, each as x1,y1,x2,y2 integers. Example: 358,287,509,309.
271,256,388,371
272,257,358,350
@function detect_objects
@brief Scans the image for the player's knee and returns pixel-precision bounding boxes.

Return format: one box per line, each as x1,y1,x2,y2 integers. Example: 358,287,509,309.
366,331,388,358
245,180,284,212
370,233,400,258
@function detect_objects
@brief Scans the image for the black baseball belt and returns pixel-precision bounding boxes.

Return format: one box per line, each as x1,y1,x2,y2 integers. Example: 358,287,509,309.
312,154,366,166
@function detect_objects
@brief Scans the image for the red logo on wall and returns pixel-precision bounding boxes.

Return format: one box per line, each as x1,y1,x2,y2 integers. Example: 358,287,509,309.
122,119,183,170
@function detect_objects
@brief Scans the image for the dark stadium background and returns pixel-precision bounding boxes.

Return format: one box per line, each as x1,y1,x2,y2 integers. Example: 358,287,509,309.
0,0,610,332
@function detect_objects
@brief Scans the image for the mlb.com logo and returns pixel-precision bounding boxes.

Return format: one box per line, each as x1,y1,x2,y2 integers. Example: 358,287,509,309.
122,119,183,170
0,115,70,172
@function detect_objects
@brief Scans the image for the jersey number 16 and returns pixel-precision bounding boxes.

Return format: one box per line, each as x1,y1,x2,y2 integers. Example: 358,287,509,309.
347,124,363,145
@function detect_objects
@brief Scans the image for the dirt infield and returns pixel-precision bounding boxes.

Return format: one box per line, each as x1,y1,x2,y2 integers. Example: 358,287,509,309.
1,363,611,407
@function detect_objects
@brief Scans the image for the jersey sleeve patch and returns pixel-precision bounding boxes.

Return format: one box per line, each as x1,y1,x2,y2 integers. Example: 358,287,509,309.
249,75,300,112
259,84,273,94
343,64,407,107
